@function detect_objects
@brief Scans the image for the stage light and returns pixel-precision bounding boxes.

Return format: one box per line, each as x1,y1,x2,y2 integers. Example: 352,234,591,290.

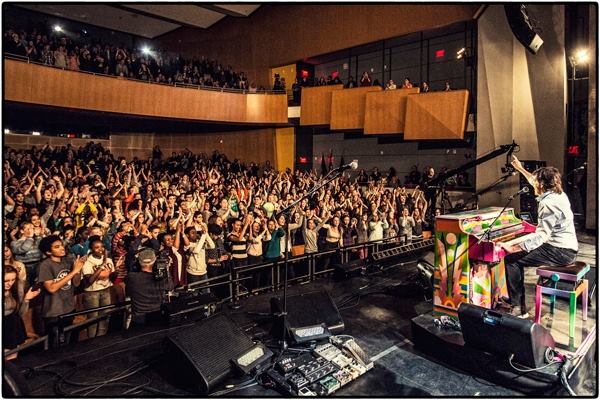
574,48,589,64
456,48,466,59
54,25,63,32
4,129,10,134
32,131,41,136
142,46,151,55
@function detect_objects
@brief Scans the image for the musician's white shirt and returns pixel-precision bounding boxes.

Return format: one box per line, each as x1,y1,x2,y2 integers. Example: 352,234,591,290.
521,191,578,252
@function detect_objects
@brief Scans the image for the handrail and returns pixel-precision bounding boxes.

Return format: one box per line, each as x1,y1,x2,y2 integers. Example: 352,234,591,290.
4,335,49,356
42,233,430,353
3,53,286,95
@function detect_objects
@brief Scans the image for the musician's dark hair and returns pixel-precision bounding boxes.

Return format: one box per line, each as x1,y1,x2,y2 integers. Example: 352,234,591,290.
533,167,563,194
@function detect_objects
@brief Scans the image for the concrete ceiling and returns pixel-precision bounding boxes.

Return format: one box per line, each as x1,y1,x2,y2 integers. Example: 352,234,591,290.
15,3,261,39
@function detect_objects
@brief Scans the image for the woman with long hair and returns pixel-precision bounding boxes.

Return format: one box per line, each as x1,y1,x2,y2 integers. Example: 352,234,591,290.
4,265,40,359
4,246,26,283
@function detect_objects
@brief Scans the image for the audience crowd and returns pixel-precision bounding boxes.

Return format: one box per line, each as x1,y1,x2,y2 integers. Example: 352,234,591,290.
4,142,462,355
4,26,258,91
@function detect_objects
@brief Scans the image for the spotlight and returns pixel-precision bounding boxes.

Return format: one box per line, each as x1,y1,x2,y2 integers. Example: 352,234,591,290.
4,129,10,134
32,131,41,136
574,48,589,64
54,25,63,32
456,47,466,60
142,46,151,55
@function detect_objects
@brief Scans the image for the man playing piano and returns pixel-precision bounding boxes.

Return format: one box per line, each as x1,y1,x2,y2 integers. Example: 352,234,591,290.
499,156,579,318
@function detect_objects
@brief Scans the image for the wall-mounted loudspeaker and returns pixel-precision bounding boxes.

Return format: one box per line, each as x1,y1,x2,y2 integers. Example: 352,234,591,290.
504,4,544,54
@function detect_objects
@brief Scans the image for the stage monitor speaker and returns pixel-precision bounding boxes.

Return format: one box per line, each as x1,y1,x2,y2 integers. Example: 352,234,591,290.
271,290,344,342
505,5,544,54
334,259,365,281
458,303,555,368
164,313,256,394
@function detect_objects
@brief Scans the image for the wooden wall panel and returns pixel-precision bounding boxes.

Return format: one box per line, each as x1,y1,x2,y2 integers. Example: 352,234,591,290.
300,85,343,126
4,59,287,124
275,127,295,171
246,94,288,124
404,90,469,140
4,60,33,102
330,86,381,130
364,88,420,134
6,129,276,165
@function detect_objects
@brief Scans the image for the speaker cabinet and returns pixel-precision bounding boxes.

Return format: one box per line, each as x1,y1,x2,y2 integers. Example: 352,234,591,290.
458,303,555,368
271,290,345,342
504,5,544,54
164,314,256,394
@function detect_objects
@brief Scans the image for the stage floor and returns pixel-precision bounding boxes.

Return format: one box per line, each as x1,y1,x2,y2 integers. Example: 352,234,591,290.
12,234,597,397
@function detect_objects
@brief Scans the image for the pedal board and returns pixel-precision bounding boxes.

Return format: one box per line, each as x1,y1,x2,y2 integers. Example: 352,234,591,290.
262,335,373,396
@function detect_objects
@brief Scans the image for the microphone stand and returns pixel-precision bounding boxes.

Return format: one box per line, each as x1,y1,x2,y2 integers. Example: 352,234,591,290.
273,167,346,353
469,172,515,205
476,191,521,245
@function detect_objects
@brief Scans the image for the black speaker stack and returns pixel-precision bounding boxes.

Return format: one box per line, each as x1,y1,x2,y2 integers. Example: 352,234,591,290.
519,160,546,223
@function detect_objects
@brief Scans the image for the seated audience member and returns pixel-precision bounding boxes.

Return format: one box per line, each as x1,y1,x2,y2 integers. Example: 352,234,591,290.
346,76,358,88
402,77,413,89
420,81,430,93
444,81,452,91
385,79,397,90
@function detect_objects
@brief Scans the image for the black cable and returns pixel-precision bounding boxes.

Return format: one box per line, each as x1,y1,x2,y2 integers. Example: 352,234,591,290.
559,356,577,396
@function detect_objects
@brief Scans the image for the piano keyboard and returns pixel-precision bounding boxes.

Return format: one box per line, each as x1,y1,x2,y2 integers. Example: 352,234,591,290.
503,232,535,247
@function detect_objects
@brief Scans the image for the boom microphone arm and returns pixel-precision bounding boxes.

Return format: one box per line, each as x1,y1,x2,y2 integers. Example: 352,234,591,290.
427,141,518,188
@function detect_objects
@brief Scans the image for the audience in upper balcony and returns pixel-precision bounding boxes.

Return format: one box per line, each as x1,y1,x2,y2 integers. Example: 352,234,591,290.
360,71,372,86
402,77,413,89
421,81,430,93
3,26,252,91
346,76,358,88
385,79,397,90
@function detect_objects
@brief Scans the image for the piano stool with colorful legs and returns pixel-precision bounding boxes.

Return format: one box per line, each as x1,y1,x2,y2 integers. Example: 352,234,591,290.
534,261,590,339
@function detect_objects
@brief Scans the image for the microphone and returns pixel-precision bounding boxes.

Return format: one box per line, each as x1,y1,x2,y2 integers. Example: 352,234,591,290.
507,186,529,200
333,160,358,172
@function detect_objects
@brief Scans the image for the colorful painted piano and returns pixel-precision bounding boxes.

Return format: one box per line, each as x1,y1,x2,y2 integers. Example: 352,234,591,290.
433,207,537,317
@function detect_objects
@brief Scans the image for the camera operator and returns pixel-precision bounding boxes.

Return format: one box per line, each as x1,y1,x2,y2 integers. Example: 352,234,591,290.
125,248,172,327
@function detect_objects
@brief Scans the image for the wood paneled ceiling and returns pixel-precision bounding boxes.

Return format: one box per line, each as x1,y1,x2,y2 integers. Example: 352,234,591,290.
15,3,261,39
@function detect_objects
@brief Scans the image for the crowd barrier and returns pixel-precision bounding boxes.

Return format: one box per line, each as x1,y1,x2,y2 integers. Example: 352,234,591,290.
28,234,425,353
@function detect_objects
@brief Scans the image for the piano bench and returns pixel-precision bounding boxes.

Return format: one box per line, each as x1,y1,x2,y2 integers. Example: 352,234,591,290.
534,262,590,339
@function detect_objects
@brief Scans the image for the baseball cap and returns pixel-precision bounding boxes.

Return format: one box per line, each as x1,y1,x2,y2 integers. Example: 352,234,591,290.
138,248,156,265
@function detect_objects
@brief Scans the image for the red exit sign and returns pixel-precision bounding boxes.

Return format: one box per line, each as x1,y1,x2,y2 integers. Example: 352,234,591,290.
435,49,445,58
